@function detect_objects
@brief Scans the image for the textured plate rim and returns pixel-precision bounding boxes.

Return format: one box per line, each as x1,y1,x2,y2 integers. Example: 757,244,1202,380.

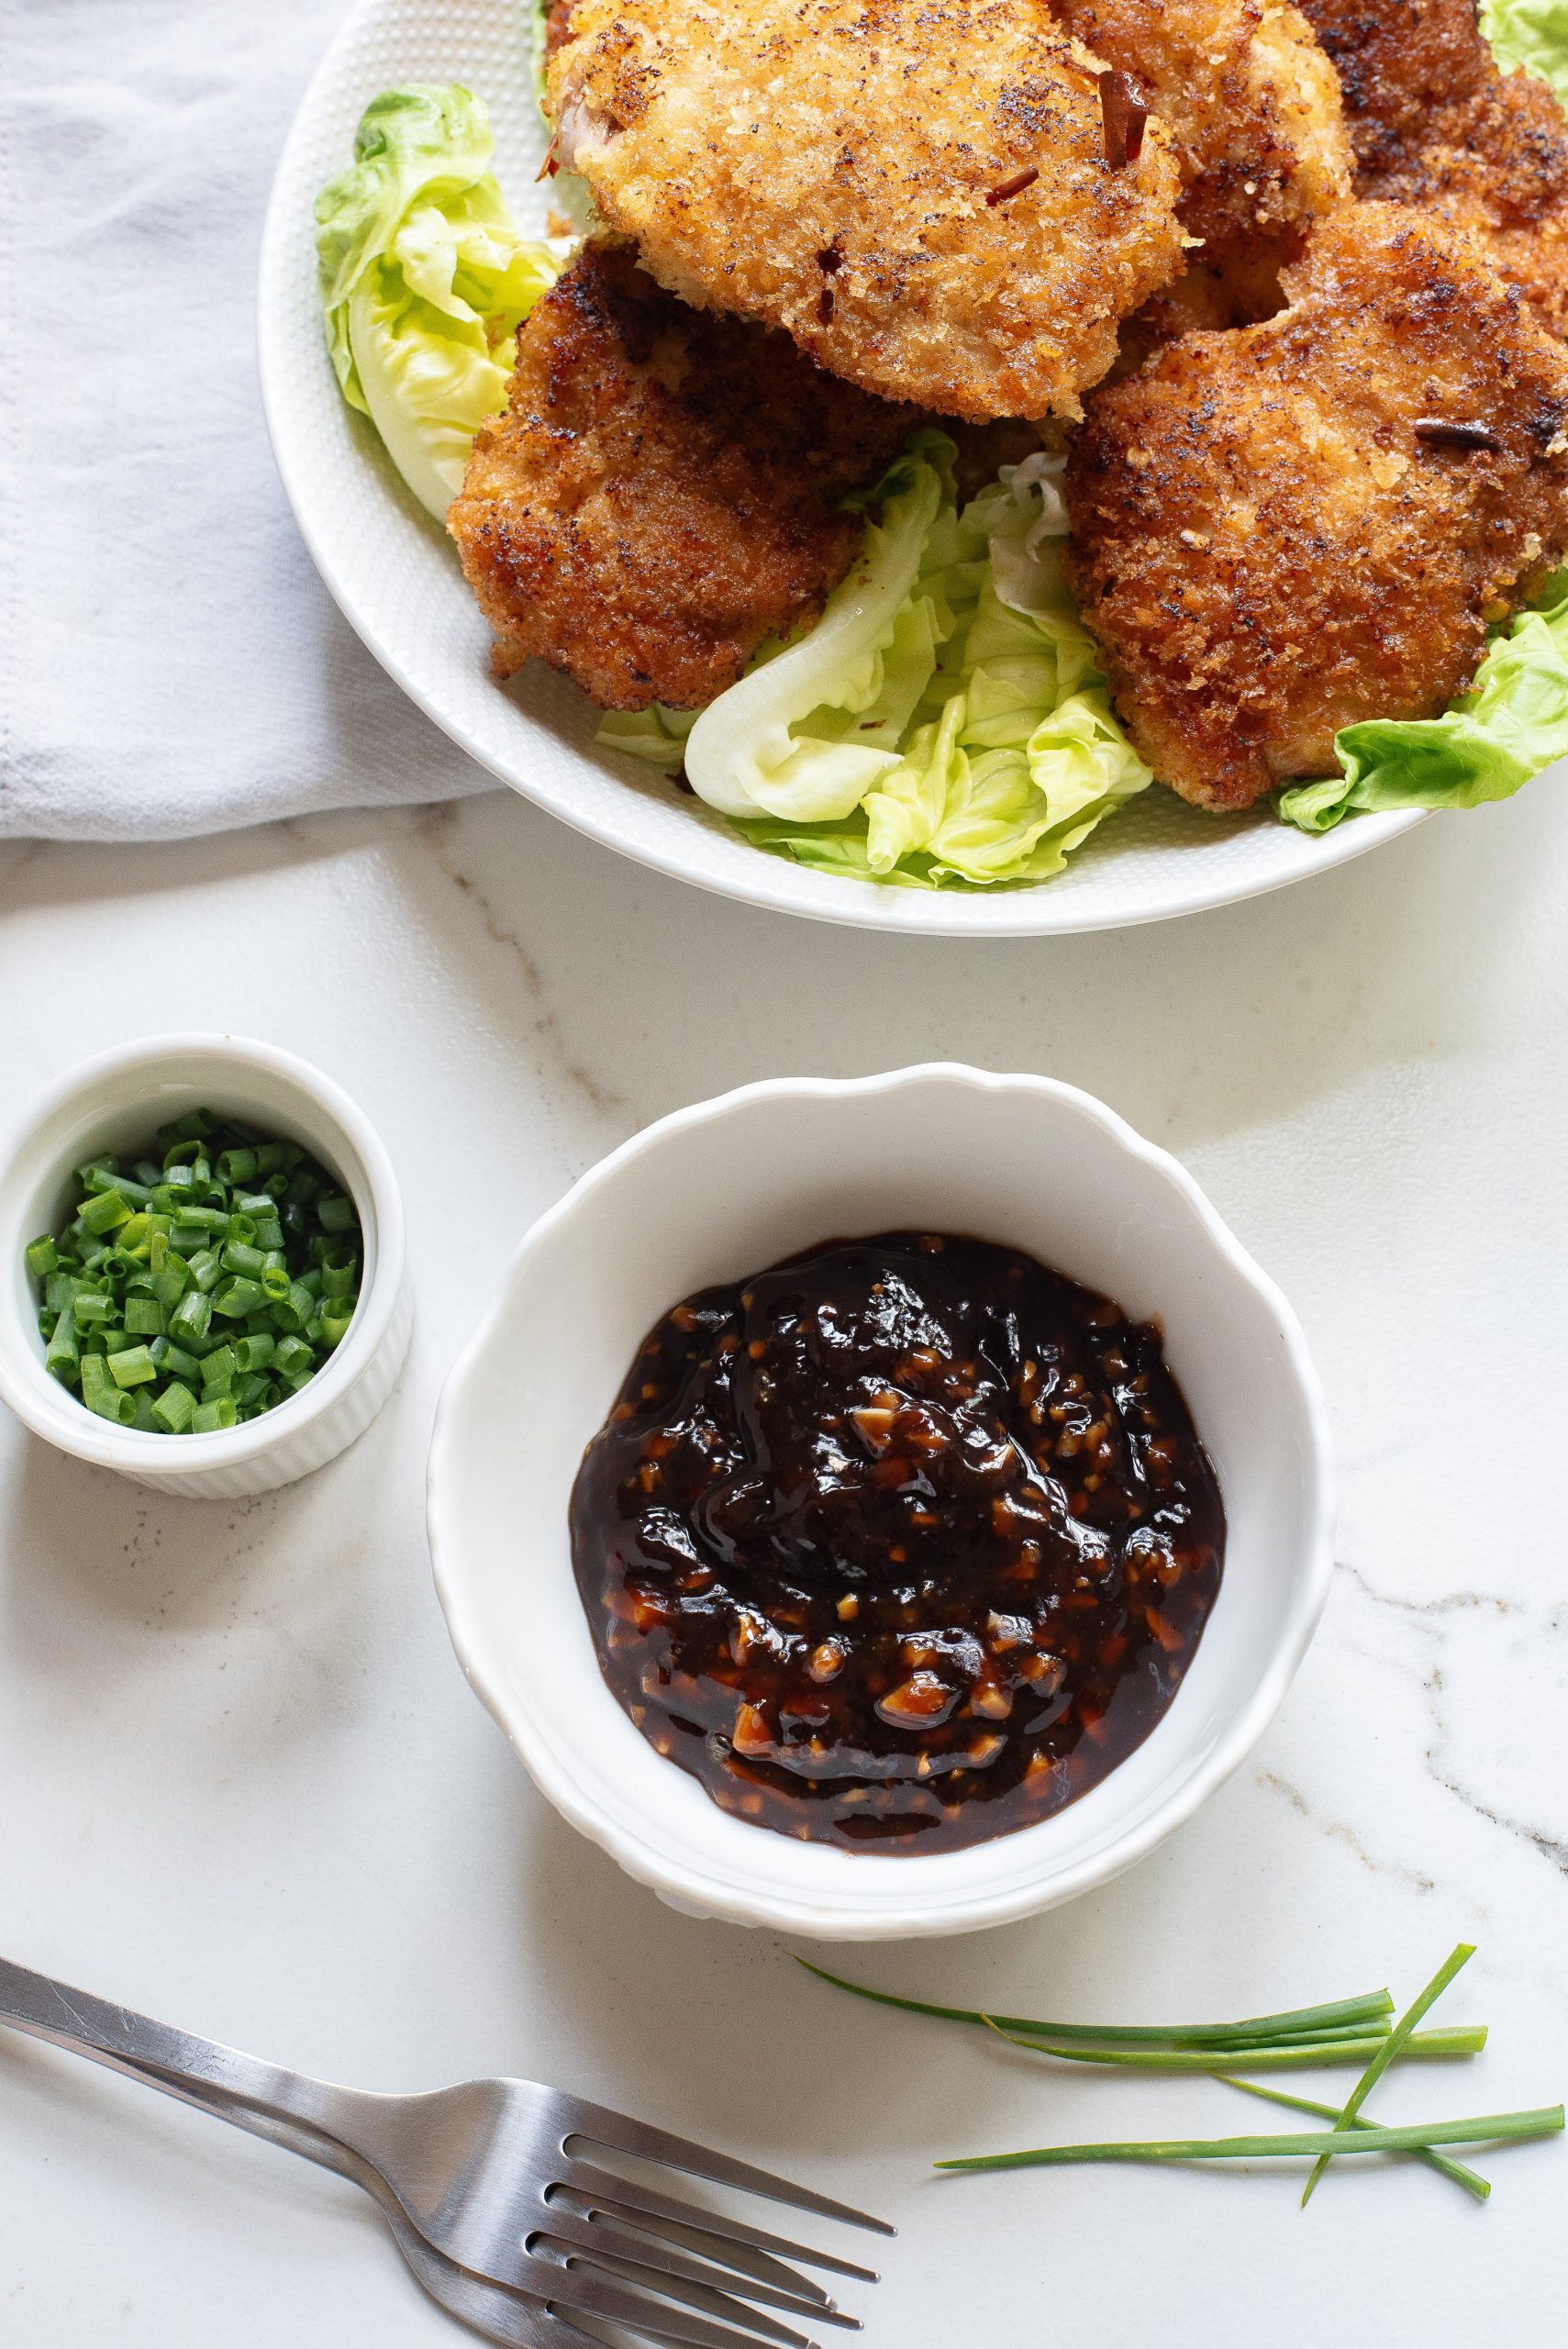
255,0,1429,940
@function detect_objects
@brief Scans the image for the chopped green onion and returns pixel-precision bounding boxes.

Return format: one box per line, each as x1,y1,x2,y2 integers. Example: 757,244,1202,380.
188,1248,222,1294
213,1276,264,1319
318,1303,356,1350
272,1335,315,1380
154,1259,191,1310
169,1289,213,1347
181,1204,230,1235
321,1248,357,1299
79,1188,133,1236
159,1109,216,1147
151,1381,197,1432
44,1308,80,1381
26,1110,363,1435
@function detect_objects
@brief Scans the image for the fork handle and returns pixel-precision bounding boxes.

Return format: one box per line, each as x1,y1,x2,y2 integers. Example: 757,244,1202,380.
0,1955,356,2142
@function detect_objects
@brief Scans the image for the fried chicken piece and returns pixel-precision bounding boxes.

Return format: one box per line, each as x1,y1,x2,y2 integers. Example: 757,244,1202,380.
546,0,1186,419
1053,0,1353,320
1064,203,1568,810
448,241,917,711
1300,0,1568,334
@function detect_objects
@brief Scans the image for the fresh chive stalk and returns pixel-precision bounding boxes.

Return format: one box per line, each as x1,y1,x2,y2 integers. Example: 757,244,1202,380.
1215,2073,1490,2202
795,1960,1397,2050
980,2020,1485,2075
934,2107,1563,2174
1300,1943,1475,2207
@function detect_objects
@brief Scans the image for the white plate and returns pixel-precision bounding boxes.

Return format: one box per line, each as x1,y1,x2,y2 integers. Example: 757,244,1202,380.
258,0,1424,937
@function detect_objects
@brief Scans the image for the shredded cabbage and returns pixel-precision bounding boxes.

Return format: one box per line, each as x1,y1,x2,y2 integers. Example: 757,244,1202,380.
315,85,568,518
605,434,1151,889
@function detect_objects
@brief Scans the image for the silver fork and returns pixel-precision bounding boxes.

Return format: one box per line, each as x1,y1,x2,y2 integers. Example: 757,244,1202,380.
0,1956,888,2349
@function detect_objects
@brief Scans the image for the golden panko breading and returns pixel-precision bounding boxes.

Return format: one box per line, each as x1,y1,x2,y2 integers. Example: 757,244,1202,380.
1052,0,1353,320
1063,203,1568,810
1300,0,1568,335
448,242,918,712
546,0,1187,419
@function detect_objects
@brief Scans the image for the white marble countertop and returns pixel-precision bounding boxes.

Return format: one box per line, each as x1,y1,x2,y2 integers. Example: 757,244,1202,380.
1,785,1564,2344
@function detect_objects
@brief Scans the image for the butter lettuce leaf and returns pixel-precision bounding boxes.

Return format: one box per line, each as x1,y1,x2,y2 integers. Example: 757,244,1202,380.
1482,0,1568,98
639,438,1150,889
684,431,965,822
315,85,567,518
1278,575,1568,832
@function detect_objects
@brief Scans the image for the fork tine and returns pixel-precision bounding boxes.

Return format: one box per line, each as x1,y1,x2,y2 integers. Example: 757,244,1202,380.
558,2097,895,2235
559,2162,882,2287
536,2210,861,2329
550,2183,831,2306
529,2246,825,2349
535,2237,820,2349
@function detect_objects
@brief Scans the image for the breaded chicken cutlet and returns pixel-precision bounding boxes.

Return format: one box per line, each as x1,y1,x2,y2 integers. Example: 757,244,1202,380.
1051,0,1353,337
1064,203,1568,810
1300,0,1568,333
447,241,918,713
545,0,1186,419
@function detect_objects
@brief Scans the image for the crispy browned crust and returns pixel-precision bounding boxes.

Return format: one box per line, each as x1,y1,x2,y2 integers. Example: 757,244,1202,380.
1054,1,1352,278
546,0,1186,420
1300,0,1568,333
1063,203,1568,810
446,242,917,714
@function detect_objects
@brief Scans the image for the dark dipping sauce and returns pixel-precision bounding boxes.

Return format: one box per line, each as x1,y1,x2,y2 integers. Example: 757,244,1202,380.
569,1232,1225,1854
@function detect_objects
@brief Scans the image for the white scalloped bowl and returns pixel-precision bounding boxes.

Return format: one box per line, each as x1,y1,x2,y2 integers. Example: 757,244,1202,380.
427,1066,1333,1938
258,0,1425,938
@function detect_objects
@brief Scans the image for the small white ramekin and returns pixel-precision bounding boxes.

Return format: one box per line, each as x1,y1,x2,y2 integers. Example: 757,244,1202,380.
428,1064,1335,1942
0,1036,412,1499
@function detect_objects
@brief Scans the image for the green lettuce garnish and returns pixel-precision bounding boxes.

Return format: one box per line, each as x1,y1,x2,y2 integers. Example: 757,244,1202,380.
1278,6,1568,832
605,434,1151,888
1482,0,1568,97
315,85,567,518
1278,575,1568,830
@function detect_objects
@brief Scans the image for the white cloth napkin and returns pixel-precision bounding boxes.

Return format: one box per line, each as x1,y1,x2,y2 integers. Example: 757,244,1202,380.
0,0,493,841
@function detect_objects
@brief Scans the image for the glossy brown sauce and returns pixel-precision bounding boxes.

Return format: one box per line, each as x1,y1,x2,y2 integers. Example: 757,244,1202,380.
570,1233,1225,1853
